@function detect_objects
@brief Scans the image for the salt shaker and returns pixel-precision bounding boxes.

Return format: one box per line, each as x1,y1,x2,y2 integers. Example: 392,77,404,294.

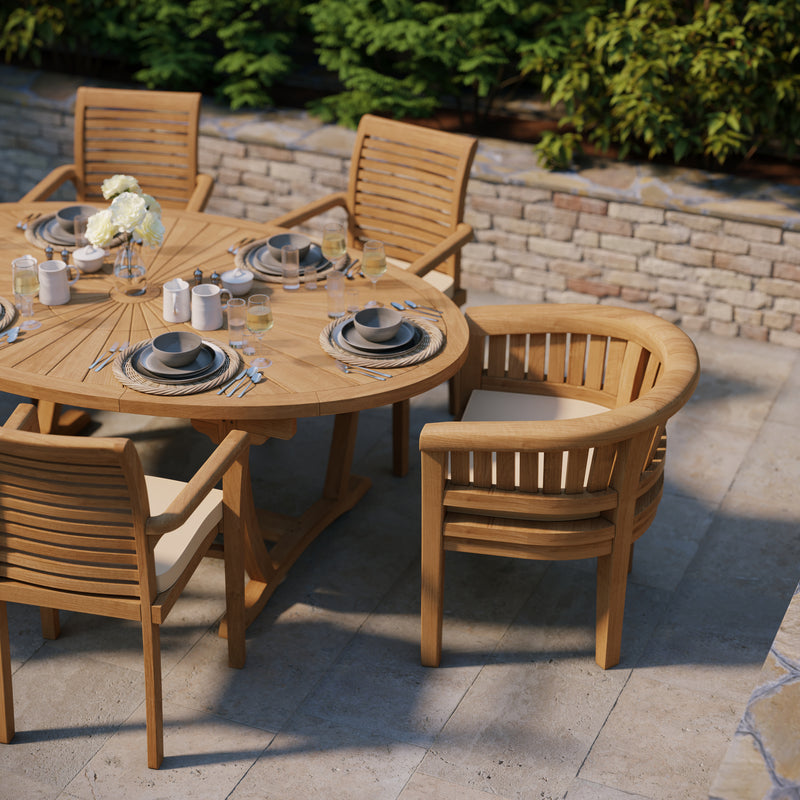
211,271,221,287
61,248,70,265
193,268,203,286
45,245,54,261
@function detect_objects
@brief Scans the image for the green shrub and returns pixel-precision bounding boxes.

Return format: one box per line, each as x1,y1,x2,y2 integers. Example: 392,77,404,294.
0,0,300,109
521,0,800,169
305,0,541,127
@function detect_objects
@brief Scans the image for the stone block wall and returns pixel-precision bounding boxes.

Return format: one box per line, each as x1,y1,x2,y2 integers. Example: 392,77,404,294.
2,66,800,348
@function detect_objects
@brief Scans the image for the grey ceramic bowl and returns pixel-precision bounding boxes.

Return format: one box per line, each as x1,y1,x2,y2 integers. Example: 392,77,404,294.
353,307,403,342
55,204,97,234
267,232,311,262
151,331,203,367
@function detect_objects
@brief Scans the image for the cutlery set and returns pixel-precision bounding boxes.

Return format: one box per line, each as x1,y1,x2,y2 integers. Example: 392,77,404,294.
390,300,443,321
218,365,264,398
91,341,128,372
336,360,393,381
228,236,255,255
15,213,39,231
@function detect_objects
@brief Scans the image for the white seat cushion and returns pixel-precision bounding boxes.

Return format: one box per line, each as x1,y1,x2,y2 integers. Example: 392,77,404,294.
459,390,608,488
147,475,223,593
462,390,606,423
387,256,454,298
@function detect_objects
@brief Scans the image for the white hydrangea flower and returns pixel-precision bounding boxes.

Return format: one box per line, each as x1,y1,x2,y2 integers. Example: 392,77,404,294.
136,210,165,247
101,174,141,200
110,192,147,232
85,209,116,248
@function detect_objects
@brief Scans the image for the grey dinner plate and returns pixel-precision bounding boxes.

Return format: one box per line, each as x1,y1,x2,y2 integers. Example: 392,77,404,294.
332,319,423,357
133,342,227,384
249,242,324,275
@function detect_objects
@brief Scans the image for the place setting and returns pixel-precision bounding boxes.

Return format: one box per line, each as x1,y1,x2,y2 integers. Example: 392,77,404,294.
111,331,243,395
234,229,350,285
319,305,444,370
24,203,124,256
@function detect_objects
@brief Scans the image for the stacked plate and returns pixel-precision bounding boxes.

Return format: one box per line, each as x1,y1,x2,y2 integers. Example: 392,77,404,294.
131,340,228,385
28,211,125,250
330,317,423,358
241,242,335,282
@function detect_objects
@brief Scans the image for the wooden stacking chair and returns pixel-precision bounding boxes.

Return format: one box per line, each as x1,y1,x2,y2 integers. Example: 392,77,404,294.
21,86,214,211
21,86,215,435
0,404,250,768
268,113,478,476
420,304,700,670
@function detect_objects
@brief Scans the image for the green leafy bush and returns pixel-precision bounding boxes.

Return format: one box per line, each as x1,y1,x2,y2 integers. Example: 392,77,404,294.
0,0,300,109
305,0,541,127
521,0,800,169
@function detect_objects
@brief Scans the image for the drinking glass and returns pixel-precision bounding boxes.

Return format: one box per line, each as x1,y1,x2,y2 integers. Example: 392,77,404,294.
321,222,346,266
281,245,300,291
227,297,247,348
362,240,386,308
12,255,41,330
245,293,273,368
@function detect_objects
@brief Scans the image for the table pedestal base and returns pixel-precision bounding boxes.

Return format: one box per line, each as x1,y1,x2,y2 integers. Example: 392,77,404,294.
193,411,369,634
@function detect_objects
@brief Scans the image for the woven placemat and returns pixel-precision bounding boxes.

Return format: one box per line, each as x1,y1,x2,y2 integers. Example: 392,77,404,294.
319,313,444,368
235,239,344,284
0,297,17,333
25,212,125,253
112,339,243,395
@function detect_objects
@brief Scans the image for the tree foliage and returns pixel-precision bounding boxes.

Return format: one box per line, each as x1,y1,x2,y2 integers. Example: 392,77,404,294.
2,0,799,170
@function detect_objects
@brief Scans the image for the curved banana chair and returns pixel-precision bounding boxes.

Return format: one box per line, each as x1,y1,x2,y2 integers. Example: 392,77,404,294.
420,304,700,669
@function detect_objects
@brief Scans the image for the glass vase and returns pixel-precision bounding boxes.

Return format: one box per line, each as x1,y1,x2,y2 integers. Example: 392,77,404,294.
113,239,146,296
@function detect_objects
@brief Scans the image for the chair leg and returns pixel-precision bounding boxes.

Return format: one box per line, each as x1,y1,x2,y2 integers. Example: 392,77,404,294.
594,548,631,670
141,619,164,769
0,601,14,743
40,608,60,640
392,399,409,477
222,501,246,670
420,526,445,667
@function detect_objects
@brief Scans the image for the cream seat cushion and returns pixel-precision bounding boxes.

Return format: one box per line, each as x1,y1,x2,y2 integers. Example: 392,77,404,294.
146,475,223,592
459,390,608,488
462,390,607,423
387,256,454,298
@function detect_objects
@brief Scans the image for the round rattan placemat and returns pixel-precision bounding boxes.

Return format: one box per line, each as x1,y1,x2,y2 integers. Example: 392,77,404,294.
112,339,243,395
319,314,444,368
0,297,17,333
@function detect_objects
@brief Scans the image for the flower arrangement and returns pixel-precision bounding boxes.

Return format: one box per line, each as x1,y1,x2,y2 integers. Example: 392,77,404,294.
86,174,165,248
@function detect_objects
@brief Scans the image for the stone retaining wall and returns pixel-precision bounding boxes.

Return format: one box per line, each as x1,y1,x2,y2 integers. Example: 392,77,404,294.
2,66,800,347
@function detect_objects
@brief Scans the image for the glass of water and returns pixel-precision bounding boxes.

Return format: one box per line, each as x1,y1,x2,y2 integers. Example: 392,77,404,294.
12,255,41,330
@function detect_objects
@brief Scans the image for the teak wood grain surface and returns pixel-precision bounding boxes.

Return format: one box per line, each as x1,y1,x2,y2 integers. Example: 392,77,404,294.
1,201,470,629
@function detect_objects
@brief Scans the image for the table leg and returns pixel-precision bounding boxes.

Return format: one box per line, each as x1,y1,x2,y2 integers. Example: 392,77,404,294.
36,400,92,436
194,412,371,635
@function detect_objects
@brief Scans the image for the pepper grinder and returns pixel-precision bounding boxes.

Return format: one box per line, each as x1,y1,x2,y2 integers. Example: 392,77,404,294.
210,271,221,287
61,248,70,265
45,245,54,261
193,268,203,286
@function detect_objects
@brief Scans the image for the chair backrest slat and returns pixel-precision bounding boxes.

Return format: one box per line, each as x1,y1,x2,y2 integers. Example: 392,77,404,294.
346,115,477,293
0,429,150,600
74,86,201,208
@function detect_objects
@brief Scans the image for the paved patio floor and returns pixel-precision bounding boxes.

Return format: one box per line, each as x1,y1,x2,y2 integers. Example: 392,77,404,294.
1,291,798,800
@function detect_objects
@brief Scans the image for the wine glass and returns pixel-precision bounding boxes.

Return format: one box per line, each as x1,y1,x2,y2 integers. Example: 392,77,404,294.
245,293,273,369
321,222,346,267
361,240,386,308
12,255,41,330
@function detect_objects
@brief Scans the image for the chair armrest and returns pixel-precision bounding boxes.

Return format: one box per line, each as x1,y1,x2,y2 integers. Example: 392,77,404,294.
146,429,250,535
267,192,348,229
186,173,215,213
19,165,79,202
2,403,39,432
404,222,473,278
419,405,662,454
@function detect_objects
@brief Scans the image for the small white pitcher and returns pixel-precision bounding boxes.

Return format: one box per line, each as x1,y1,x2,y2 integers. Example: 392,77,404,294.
38,259,79,305
191,283,232,331
163,277,191,323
